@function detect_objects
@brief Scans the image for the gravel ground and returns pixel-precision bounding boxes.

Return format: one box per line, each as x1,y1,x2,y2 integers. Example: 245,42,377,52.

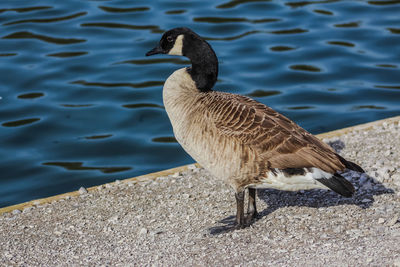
1,120,400,266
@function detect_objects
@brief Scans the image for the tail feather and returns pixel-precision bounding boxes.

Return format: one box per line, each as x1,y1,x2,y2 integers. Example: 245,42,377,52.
316,173,355,197
337,154,365,173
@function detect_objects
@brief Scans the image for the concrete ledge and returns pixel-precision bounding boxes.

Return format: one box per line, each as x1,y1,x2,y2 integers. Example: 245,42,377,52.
0,163,199,215
317,115,400,139
1,115,399,215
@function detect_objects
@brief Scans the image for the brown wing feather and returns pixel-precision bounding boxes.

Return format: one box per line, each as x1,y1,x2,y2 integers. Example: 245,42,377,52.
206,92,345,173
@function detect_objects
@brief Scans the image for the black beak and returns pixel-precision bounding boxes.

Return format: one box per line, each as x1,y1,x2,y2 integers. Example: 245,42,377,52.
146,46,164,56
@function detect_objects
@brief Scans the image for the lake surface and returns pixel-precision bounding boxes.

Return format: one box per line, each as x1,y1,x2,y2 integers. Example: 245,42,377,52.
0,0,399,207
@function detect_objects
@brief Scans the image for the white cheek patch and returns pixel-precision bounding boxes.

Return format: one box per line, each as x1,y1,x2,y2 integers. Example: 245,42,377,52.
168,34,184,56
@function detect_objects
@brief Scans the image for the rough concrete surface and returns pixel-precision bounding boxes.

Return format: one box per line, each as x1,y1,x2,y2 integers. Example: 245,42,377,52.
1,119,400,266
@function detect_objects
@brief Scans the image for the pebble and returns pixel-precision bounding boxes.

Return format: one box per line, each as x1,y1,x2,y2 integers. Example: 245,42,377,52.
32,200,41,205
361,198,372,203
79,187,88,194
12,209,21,215
378,218,385,224
139,228,148,235
386,215,399,226
187,164,197,170
392,173,400,182
4,251,13,259
172,172,181,178
54,231,62,236
108,215,119,224
384,150,392,157
23,207,33,213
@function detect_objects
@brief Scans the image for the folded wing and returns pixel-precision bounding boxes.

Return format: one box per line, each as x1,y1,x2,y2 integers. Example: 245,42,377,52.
207,93,363,174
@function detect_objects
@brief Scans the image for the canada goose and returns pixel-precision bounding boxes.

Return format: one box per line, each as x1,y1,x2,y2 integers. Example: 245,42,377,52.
146,27,364,228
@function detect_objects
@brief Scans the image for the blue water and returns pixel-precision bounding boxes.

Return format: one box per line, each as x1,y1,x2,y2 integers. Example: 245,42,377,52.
1,0,400,208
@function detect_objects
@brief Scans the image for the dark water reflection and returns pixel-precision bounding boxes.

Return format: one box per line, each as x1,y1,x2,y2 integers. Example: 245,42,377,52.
2,118,41,127
3,11,87,26
42,162,131,174
0,0,400,207
17,92,44,99
3,31,86,44
98,6,150,13
48,51,88,58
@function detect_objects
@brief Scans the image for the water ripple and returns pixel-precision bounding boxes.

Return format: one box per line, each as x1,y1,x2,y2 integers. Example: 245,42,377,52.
115,58,190,65
368,0,400,5
375,85,400,90
313,9,334,15
387,28,400,34
290,65,322,72
287,106,315,110
84,134,113,140
205,30,262,41
270,46,297,52
42,162,132,174
98,6,149,13
2,31,86,45
0,53,17,57
0,6,51,13
3,12,87,26
81,23,161,33
2,118,40,127
285,0,339,8
376,64,397,68
61,104,94,108
165,10,186,14
152,137,177,143
70,80,164,89
352,105,385,110
327,41,355,47
270,28,308,34
193,17,279,24
334,21,360,28
246,90,281,97
217,0,271,9
47,51,88,58
17,92,44,99
122,103,164,109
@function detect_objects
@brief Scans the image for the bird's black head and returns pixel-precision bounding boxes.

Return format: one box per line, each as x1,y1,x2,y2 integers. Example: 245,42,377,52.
146,27,218,92
145,27,195,57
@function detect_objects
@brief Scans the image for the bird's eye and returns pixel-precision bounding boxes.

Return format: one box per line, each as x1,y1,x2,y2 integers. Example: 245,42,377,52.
167,36,174,42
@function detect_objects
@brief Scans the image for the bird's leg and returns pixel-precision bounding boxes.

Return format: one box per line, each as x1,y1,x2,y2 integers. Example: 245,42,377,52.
235,190,245,228
245,188,258,224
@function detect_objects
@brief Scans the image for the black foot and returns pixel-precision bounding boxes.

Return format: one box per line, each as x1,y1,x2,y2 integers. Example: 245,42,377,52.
234,212,259,229
233,222,246,230
243,211,259,226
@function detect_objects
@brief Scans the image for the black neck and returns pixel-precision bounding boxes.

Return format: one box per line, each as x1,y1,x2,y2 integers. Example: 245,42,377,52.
183,35,218,92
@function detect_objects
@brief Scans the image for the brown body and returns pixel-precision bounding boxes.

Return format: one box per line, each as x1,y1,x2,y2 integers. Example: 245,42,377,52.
164,68,350,192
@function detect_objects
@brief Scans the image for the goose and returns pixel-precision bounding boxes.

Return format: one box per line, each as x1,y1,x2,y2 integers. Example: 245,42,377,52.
146,27,364,228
